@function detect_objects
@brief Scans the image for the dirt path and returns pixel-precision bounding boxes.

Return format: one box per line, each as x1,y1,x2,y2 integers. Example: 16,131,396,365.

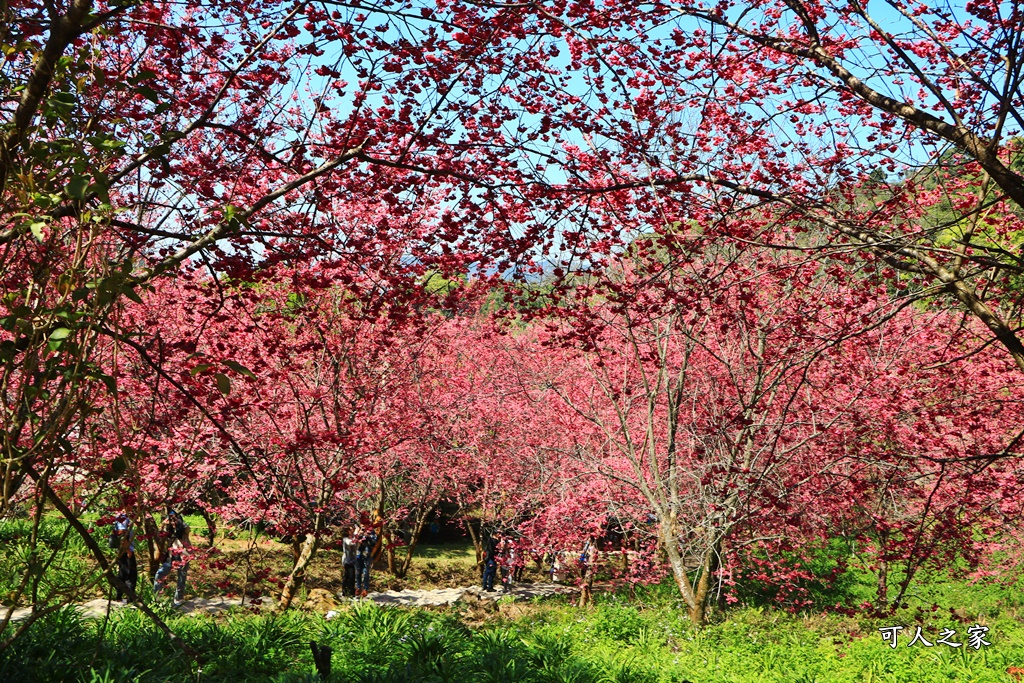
3,581,576,621
3,595,278,622
365,582,575,607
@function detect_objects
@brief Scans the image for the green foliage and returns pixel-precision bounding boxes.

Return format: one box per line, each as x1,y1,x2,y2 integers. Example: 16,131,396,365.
2,581,1022,683
730,538,866,611
0,516,94,606
0,606,319,683
585,604,647,643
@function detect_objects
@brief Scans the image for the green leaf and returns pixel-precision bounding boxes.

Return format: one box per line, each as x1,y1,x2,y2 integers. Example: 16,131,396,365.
215,372,231,395
30,221,46,241
0,340,16,362
136,85,160,103
130,69,158,83
120,283,143,304
190,363,212,376
46,91,76,113
67,175,89,200
223,360,257,379
89,371,117,394
57,435,74,455
48,327,72,352
110,456,127,476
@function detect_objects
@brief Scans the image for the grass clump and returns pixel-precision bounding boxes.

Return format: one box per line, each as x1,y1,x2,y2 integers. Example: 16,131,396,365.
3,544,1024,683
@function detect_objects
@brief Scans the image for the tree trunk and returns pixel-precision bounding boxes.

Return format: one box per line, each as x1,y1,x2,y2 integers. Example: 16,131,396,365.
383,529,397,574
692,545,720,624
875,531,889,611
579,581,593,608
578,549,596,608
398,512,430,579
876,558,888,611
466,517,483,567
143,513,162,578
277,533,319,612
198,507,217,548
687,591,706,625
661,527,705,624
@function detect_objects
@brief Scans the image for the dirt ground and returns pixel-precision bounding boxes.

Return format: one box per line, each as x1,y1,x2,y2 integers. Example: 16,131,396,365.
185,533,551,604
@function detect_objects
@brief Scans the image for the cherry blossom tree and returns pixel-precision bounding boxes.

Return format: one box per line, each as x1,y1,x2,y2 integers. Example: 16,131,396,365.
610,0,1024,373
518,236,1024,621
808,313,1024,611
5,0,1024,649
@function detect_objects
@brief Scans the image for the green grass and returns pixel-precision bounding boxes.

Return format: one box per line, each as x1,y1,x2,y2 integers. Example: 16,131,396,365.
0,516,96,605
2,518,1021,681
2,581,1021,683
413,541,478,564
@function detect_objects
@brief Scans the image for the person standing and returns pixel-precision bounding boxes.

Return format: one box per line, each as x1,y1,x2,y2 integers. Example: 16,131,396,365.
341,526,357,598
499,535,513,590
577,537,598,607
512,538,526,583
111,513,137,603
354,523,378,598
481,533,498,592
153,508,192,605
550,550,567,583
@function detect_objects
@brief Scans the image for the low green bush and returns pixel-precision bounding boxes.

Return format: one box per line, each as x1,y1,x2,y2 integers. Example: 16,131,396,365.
1,589,1020,682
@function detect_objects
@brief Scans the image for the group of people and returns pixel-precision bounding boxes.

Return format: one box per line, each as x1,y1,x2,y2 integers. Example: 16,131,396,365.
481,533,528,591
110,508,386,605
107,507,192,605
340,523,380,598
480,535,601,592
108,510,597,604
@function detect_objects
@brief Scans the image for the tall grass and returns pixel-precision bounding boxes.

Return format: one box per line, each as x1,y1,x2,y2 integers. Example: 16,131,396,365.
0,516,97,606
1,591,1020,683
2,519,1021,682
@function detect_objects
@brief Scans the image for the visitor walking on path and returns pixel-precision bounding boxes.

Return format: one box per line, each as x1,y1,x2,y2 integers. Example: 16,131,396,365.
111,513,137,603
341,526,357,597
153,508,192,605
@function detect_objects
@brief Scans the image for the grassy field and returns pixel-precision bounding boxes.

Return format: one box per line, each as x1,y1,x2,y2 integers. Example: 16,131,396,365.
2,516,1023,682
1,578,1022,683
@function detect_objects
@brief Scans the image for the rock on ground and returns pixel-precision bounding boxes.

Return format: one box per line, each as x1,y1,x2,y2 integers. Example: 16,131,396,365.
355,582,576,607
303,588,338,613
